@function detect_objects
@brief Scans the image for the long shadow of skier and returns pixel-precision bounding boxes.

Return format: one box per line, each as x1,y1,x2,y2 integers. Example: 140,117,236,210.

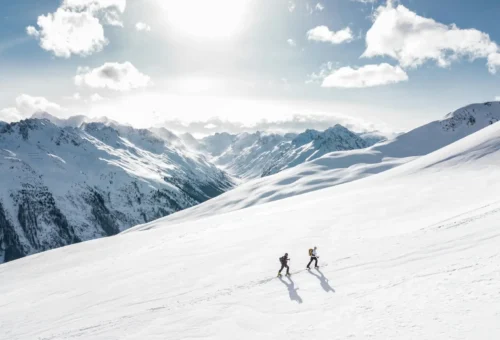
278,276,303,304
308,268,335,293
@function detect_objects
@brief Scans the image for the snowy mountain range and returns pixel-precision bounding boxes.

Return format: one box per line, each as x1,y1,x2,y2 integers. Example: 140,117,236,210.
261,125,370,176
0,118,234,263
2,103,500,339
196,125,381,179
131,102,500,225
0,114,378,263
1,102,498,264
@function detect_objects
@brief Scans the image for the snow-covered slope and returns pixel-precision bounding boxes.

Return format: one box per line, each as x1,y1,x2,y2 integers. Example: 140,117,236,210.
0,119,234,263
200,132,237,156
262,125,369,176
200,125,369,179
129,102,500,225
211,131,296,179
2,120,500,339
272,102,500,173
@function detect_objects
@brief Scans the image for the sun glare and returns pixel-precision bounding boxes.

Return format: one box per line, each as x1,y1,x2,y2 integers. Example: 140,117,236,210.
162,0,251,39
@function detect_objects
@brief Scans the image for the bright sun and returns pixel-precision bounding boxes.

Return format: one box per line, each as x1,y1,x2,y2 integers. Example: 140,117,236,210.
162,0,251,39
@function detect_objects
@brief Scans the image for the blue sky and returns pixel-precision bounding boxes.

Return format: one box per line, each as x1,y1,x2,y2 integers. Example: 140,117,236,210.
1,0,500,134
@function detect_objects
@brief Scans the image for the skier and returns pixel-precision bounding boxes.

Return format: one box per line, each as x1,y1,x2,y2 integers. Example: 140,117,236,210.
278,253,290,277
307,246,319,269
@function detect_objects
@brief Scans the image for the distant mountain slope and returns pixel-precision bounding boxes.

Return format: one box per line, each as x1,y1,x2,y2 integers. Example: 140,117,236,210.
128,102,500,227
199,125,370,179
262,125,369,176
0,119,234,263
210,132,296,179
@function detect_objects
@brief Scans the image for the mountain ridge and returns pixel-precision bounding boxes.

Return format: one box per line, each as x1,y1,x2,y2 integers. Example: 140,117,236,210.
0,118,234,263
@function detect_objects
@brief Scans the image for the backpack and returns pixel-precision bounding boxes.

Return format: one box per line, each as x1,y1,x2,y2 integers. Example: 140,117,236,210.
308,248,313,256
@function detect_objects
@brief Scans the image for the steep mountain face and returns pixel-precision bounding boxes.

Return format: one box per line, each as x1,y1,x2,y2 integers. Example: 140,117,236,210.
211,132,296,179
198,126,370,179
200,132,237,156
0,119,234,263
262,125,368,176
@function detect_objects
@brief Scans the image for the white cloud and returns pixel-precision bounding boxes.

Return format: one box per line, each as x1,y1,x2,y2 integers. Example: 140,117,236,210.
307,61,336,84
90,93,105,102
73,93,82,100
16,94,63,116
288,1,296,12
26,0,126,58
63,0,126,11
28,8,107,58
306,2,324,14
135,22,151,32
495,96,500,101
63,0,126,26
0,107,22,123
363,2,500,73
0,95,63,122
26,26,39,38
307,26,353,44
315,3,325,11
487,53,500,74
287,38,296,47
322,63,408,88
75,62,151,91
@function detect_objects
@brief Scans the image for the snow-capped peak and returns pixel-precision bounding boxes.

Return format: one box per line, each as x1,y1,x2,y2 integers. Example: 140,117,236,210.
0,118,234,263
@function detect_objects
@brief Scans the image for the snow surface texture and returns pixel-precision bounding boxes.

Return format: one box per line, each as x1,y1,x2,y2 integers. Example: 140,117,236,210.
2,119,500,339
128,102,500,227
0,119,234,263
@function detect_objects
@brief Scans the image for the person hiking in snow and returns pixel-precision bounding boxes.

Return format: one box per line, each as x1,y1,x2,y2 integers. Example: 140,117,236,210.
278,253,290,277
307,246,319,269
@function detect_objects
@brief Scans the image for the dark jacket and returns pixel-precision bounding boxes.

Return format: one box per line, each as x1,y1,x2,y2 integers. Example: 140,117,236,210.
280,255,289,265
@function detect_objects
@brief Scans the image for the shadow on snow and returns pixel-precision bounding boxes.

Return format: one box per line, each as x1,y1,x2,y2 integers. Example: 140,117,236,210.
307,268,335,293
278,276,303,304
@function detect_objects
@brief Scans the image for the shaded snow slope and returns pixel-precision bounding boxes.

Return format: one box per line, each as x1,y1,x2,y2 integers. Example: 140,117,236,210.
1,122,500,339
0,119,234,263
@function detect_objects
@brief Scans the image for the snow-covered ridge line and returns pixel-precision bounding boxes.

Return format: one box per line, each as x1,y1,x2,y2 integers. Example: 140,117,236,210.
125,101,500,230
197,125,380,179
0,118,234,263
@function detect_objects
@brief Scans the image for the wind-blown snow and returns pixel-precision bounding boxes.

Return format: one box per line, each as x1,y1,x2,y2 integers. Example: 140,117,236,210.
1,120,500,339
